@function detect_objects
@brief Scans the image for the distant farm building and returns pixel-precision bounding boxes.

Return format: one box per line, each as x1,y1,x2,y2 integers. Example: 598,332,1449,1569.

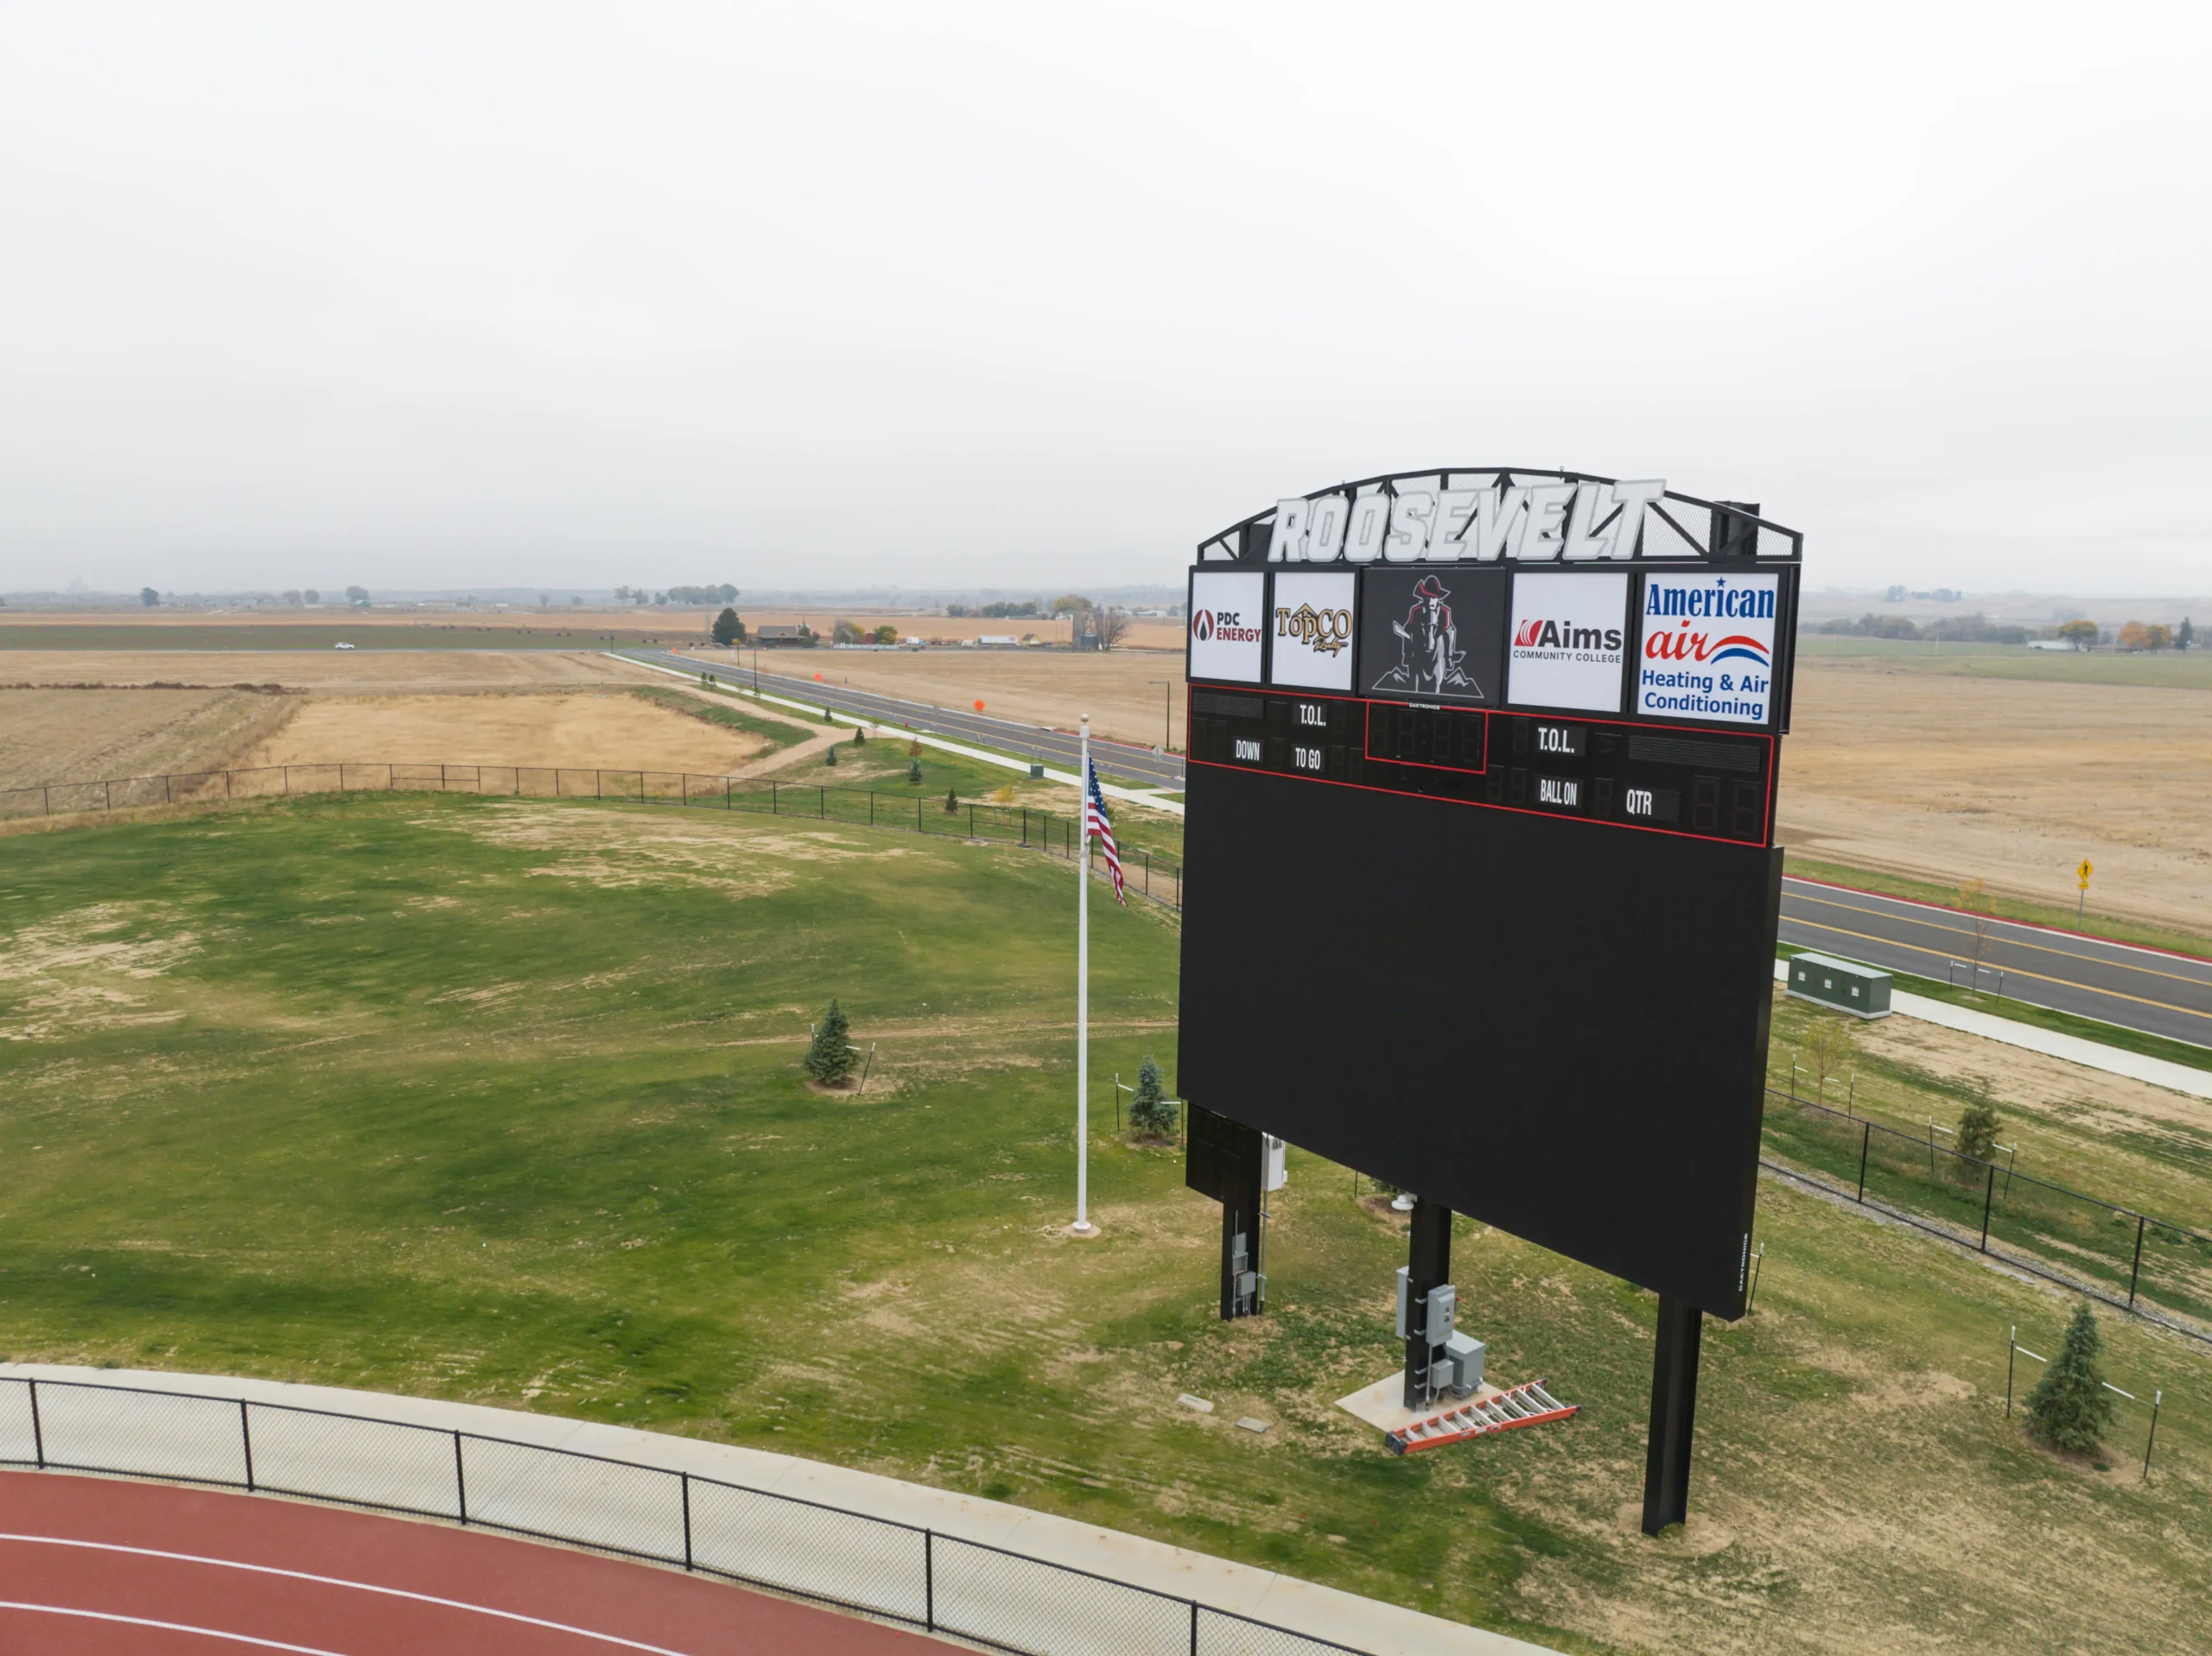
754,625,810,647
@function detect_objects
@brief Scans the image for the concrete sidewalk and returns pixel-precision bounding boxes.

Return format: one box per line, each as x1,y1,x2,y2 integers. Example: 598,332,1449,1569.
1772,958,2212,1101
0,1363,1557,1656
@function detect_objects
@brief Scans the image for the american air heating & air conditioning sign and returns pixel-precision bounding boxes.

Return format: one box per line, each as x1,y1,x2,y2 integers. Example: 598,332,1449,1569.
1634,571,1780,726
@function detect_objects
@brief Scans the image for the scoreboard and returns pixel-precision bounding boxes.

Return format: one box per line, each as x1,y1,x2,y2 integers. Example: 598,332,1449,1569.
1175,471,1799,1319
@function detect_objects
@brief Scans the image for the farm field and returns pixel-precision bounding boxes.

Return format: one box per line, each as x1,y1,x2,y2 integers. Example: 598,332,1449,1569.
0,648,639,692
0,687,300,792
1777,660,2212,931
237,690,783,776
2,795,2209,1653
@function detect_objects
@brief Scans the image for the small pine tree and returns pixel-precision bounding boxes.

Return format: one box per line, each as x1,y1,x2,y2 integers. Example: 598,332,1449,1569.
804,999,855,1085
944,787,959,814
824,743,838,766
1128,1056,1175,1139
2024,1302,2118,1454
908,757,923,784
1956,1096,2001,1164
852,725,865,746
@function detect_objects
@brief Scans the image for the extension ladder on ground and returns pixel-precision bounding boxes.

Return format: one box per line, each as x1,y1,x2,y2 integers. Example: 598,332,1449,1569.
1384,1378,1579,1454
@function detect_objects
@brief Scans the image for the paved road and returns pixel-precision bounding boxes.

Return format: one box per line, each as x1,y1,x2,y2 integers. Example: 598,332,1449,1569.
616,649,1188,791
1780,878,2212,1050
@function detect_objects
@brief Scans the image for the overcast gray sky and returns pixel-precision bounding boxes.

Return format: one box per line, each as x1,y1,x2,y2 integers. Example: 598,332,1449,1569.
3,1,2208,595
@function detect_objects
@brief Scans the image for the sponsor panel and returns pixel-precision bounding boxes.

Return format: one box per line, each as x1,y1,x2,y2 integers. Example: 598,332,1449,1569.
1359,567,1504,706
1504,571,1630,713
1187,571,1266,683
1634,571,1780,726
1267,571,1357,691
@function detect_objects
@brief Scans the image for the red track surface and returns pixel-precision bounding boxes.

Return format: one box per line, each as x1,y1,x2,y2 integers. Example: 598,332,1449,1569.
0,1471,955,1653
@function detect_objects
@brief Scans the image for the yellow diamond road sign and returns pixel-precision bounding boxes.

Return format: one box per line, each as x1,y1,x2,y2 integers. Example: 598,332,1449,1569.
2078,859,2094,886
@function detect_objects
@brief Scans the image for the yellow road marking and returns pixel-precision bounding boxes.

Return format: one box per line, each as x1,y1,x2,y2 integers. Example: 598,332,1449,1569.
1784,891,2212,992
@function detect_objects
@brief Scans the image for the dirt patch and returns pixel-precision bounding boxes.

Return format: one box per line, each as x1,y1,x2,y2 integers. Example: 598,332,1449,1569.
1852,1012,2212,1134
0,688,299,790
1779,661,2212,930
237,692,769,773
0,902,201,1040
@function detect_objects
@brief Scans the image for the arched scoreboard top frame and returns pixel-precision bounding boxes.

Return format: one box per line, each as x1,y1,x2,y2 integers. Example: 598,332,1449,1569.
1194,467,1803,569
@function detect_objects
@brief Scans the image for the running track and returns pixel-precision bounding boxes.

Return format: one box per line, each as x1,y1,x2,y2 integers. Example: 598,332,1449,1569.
1778,878,2212,1049
614,650,1188,792
0,1471,951,1654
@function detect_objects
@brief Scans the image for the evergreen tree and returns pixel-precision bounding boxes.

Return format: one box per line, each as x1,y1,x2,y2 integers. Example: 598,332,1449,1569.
804,999,855,1085
824,744,838,766
908,756,923,784
944,786,959,814
1956,1096,2001,1164
2024,1302,2117,1454
711,607,744,645
1128,1056,1175,1139
851,725,865,745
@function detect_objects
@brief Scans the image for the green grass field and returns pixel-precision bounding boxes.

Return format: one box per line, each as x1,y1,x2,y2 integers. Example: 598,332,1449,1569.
3,795,2208,1653
1797,638,2212,688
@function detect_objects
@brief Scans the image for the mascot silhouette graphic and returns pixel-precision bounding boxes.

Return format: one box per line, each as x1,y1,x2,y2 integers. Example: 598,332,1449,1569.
1373,574,1479,697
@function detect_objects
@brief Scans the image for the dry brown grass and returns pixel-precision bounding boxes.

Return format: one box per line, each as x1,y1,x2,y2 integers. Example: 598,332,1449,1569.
1778,659,2212,930
0,688,300,790
237,692,771,774
0,650,639,692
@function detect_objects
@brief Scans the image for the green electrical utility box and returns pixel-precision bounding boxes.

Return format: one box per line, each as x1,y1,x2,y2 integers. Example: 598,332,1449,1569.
1785,952,1892,1018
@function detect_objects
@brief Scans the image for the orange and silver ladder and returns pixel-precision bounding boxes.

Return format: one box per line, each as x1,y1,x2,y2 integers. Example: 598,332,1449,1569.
1385,1378,1579,1454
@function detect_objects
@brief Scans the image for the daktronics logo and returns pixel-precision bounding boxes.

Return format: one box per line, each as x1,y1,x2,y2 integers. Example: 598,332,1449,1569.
1513,619,1624,652
1193,608,1261,644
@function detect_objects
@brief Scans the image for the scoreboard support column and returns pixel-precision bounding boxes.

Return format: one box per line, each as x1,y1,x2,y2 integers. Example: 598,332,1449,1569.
1185,1104,1266,1320
1402,1197,1452,1409
1641,1295,1703,1536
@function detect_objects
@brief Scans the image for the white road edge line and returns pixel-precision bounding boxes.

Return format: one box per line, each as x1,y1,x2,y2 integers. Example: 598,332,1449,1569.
1770,959,2212,1101
608,652,1185,815
0,1537,701,1655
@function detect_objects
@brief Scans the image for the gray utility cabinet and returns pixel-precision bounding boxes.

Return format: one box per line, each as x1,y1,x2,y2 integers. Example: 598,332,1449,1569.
1785,952,1892,1018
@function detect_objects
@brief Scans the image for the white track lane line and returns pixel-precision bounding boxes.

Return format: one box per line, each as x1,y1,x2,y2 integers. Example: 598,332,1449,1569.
0,1602,349,1653
0,1537,702,1654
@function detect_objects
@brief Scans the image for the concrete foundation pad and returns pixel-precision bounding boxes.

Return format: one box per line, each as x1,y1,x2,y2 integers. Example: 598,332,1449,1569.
1335,1372,1510,1436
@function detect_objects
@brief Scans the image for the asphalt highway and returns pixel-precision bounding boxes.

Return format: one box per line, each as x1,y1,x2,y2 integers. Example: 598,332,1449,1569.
614,648,1189,791
618,648,2209,1050
1779,878,2212,1050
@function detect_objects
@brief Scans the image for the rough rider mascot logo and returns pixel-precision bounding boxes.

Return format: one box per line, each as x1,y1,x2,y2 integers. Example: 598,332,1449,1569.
1372,574,1477,695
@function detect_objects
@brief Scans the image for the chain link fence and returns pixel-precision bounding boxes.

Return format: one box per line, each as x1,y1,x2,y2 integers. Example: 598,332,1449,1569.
1760,1086,2212,1343
0,1375,1362,1656
0,763,1182,909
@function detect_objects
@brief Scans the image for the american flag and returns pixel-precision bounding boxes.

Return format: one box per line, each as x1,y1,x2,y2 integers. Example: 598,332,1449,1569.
1085,758,1127,906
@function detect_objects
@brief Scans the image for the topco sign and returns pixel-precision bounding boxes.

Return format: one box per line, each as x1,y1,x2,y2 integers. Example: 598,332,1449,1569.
1268,479,1669,564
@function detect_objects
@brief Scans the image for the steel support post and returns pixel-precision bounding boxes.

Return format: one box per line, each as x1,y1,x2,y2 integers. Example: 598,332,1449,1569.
1641,1295,1702,1536
1402,1197,1452,1409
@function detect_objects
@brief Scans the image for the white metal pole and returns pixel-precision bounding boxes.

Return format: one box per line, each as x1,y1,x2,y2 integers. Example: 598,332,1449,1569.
1074,715,1094,1233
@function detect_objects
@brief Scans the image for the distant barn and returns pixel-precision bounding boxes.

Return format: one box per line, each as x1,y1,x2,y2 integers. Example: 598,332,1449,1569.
754,625,809,647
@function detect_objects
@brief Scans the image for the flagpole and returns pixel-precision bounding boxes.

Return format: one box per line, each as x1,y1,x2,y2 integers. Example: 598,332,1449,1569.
1074,714,1094,1234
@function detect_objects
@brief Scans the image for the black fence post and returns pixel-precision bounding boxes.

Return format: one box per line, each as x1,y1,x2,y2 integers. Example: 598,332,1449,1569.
818,786,824,820
2128,1214,2147,1308
1856,1121,1871,1202
240,1399,256,1491
1190,1600,1199,1656
925,1530,936,1631
772,781,779,815
29,1379,44,1468
454,1431,468,1523
1980,1162,1996,1252
681,1472,693,1570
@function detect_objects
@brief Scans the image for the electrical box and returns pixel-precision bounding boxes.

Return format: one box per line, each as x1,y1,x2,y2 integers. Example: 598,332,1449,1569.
1443,1332,1485,1397
1785,951,1891,1019
1262,1134,1287,1192
1424,1284,1457,1346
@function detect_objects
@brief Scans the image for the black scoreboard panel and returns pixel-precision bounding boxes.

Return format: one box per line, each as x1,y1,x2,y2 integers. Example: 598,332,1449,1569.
1179,531,1799,1319
1177,757,1782,1316
1188,690,1776,847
